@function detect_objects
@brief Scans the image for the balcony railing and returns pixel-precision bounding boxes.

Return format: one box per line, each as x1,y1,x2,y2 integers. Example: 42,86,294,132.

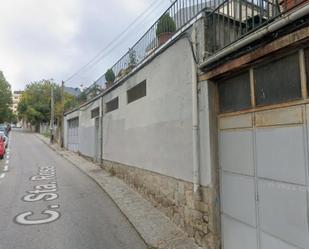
94,0,214,88
92,0,305,90
206,0,309,53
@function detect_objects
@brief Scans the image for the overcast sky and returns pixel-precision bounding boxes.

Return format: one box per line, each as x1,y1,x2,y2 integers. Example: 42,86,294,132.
0,0,170,91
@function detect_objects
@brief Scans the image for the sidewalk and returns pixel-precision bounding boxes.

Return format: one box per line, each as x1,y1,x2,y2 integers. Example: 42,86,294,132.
36,134,201,249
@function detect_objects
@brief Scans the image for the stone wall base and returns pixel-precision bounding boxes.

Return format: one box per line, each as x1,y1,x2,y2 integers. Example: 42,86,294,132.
102,160,220,249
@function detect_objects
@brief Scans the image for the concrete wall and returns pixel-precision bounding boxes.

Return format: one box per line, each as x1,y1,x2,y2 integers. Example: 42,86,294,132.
64,99,101,158
63,24,221,248
79,100,100,158
102,38,194,182
64,38,195,182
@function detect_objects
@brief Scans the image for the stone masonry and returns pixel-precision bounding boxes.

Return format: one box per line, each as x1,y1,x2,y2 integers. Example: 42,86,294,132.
102,160,220,249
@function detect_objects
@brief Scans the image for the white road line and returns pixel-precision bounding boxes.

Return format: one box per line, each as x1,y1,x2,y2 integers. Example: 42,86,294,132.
5,160,9,164
3,165,8,172
0,173,5,179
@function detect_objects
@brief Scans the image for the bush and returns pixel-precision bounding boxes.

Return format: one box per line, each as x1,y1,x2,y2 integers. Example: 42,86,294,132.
128,48,137,67
156,13,176,37
105,69,115,83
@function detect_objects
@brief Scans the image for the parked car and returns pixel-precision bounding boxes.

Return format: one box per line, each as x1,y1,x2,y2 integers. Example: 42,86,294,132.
0,131,8,148
0,136,5,159
0,124,8,136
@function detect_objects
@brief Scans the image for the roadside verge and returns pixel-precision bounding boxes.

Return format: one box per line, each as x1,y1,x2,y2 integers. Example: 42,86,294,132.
35,133,201,249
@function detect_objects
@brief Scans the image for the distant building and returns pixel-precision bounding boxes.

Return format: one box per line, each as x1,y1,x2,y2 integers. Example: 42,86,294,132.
12,90,24,114
64,87,81,97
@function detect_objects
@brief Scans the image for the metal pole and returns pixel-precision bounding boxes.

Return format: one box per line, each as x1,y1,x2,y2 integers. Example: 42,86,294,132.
50,86,54,144
61,81,65,148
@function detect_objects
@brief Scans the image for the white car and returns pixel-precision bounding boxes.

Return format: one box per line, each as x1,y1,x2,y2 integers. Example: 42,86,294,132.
0,131,8,148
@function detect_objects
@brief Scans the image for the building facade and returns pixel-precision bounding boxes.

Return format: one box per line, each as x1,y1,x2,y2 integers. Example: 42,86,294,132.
64,2,309,248
12,90,23,114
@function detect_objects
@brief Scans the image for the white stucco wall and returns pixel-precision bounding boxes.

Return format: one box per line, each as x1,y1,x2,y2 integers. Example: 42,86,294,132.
64,38,197,183
102,38,194,182
64,99,101,158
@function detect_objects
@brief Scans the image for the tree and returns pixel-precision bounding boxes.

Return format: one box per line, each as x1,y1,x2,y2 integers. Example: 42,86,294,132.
0,71,13,123
18,79,86,131
18,80,56,129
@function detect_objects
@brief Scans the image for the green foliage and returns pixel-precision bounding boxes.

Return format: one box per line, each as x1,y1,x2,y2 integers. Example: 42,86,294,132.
105,69,115,83
156,13,176,37
18,79,78,125
128,48,137,67
18,80,88,126
0,71,13,123
18,80,55,125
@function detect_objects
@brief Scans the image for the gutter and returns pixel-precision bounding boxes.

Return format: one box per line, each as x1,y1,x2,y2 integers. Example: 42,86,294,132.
199,3,309,69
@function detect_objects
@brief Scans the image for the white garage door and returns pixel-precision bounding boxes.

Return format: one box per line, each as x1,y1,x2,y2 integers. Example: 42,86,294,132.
217,51,309,249
67,117,79,152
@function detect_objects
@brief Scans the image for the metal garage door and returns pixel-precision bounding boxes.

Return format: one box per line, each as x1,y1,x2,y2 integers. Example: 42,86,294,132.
217,50,309,249
67,117,79,152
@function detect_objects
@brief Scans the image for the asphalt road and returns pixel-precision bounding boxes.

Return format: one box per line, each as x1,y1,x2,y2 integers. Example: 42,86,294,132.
0,130,147,249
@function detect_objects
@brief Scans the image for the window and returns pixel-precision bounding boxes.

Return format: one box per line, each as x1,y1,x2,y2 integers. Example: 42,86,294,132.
127,80,146,104
255,52,301,106
105,97,119,113
91,107,100,119
218,71,251,113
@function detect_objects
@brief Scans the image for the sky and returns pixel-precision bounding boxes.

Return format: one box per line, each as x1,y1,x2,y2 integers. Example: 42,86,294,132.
0,0,171,91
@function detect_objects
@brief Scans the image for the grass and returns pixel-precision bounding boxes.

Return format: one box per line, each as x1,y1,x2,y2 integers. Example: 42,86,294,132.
42,132,51,138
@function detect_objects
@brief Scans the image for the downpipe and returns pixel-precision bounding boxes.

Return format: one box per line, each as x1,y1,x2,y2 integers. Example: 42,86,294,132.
190,24,201,193
200,3,309,68
100,96,104,166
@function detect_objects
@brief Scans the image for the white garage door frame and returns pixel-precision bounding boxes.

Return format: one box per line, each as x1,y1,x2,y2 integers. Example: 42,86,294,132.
219,105,309,249
217,48,309,249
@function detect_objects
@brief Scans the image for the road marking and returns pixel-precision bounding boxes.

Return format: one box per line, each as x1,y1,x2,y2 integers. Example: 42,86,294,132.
14,209,61,225
15,166,61,225
5,160,9,164
3,165,8,172
0,173,5,179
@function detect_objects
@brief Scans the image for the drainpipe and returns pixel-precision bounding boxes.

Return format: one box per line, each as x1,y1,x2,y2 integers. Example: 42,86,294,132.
199,4,309,68
99,96,104,166
190,24,201,193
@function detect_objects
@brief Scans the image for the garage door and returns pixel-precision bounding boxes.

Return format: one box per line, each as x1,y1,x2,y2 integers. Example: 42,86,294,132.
217,51,309,249
67,117,79,152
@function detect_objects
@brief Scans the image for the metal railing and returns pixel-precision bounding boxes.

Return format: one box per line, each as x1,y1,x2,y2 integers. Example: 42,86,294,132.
206,0,308,52
92,0,304,90
94,0,215,88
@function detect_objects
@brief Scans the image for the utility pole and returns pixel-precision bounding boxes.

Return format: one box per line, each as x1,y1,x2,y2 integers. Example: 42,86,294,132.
60,81,65,148
50,86,54,144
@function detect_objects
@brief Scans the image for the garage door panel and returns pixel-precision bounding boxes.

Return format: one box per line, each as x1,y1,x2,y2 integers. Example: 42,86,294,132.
261,232,302,249
256,126,307,185
220,130,254,176
259,180,309,249
221,172,257,226
222,215,258,249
